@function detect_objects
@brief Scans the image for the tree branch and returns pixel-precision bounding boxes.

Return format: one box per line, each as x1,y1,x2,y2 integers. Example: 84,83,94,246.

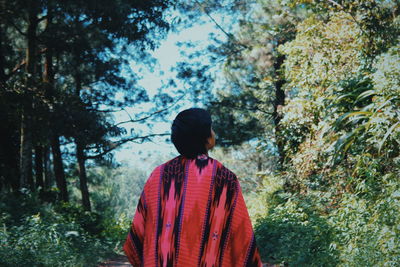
7,18,26,36
194,0,232,39
193,0,248,49
4,48,47,81
37,15,48,23
115,93,185,126
88,108,125,113
84,133,169,159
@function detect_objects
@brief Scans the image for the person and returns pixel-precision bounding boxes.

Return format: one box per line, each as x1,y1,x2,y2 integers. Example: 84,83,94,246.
123,108,263,267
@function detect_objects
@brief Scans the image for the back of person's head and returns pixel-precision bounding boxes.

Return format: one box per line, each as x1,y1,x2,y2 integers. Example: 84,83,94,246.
171,108,212,159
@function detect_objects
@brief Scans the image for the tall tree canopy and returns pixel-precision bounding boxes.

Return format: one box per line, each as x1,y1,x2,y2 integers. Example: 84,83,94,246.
0,0,172,210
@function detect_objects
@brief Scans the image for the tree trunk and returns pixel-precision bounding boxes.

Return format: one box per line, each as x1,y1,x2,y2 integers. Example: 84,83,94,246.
0,101,20,191
43,4,54,99
34,145,44,189
20,0,39,190
43,3,67,199
0,24,6,83
74,70,91,211
0,23,20,192
0,135,20,191
51,134,68,202
19,112,34,190
43,145,52,188
273,54,286,168
76,141,91,211
257,154,262,172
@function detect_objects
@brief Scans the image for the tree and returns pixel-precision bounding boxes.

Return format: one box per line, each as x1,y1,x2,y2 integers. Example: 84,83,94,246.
0,0,173,210
174,0,307,167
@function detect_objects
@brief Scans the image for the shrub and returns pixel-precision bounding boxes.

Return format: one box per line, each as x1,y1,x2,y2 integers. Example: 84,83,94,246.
254,196,338,266
0,191,116,267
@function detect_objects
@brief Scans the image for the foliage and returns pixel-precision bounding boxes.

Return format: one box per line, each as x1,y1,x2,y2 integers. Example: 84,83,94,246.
88,163,147,219
190,0,400,266
1,0,400,265
0,191,120,266
330,156,400,266
279,12,363,90
255,195,338,266
0,0,175,263
87,162,148,246
0,0,174,198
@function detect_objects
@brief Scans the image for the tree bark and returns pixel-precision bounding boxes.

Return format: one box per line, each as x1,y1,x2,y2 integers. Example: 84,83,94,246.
257,154,262,172
0,24,6,83
0,21,19,192
0,101,20,191
76,141,91,211
51,134,68,202
19,112,34,190
43,145,52,188
20,0,39,190
43,1,67,199
34,145,44,189
273,54,286,168
74,70,91,211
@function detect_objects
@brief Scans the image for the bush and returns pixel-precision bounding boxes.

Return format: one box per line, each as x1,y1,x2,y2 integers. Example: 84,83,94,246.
331,170,400,266
0,191,117,267
255,196,338,267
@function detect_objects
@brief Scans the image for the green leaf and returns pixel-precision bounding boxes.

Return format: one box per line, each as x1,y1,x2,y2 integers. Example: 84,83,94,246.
335,111,371,127
355,89,376,103
378,121,400,153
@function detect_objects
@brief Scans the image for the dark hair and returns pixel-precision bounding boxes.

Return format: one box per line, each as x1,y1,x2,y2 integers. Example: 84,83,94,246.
171,108,212,158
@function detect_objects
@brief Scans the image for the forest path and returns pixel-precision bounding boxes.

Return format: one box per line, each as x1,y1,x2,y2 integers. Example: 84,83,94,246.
97,255,273,266
98,255,131,267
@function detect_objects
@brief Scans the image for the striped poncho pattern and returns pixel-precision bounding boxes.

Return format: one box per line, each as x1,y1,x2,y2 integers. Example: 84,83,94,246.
123,155,262,267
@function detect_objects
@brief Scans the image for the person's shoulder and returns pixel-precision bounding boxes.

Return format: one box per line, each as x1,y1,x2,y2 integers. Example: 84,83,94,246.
209,156,238,182
144,163,163,186
146,155,181,182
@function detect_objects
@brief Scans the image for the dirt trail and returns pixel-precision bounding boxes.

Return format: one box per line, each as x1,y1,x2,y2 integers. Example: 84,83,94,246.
98,255,131,267
98,256,274,266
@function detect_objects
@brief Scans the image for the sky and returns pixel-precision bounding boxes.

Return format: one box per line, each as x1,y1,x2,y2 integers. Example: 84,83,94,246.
112,18,225,170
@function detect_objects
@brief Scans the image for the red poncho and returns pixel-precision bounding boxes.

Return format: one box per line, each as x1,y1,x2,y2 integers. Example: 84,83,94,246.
123,155,262,266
